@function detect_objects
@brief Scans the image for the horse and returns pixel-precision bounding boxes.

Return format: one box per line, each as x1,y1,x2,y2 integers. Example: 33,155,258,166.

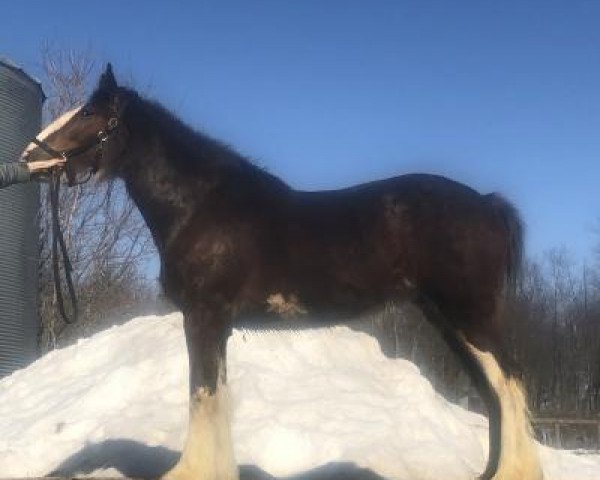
23,64,543,480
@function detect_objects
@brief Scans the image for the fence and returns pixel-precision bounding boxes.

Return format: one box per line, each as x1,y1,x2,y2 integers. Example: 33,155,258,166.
533,417,600,450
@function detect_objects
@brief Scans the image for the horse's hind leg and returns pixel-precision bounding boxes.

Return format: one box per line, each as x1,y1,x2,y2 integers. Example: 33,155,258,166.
162,307,238,480
415,296,542,480
464,338,542,480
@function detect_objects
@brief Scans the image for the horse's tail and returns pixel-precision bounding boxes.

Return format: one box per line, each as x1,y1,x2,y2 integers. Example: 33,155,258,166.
486,193,524,294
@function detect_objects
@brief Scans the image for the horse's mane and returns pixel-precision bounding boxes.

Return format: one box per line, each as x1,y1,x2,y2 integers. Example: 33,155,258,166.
121,88,290,193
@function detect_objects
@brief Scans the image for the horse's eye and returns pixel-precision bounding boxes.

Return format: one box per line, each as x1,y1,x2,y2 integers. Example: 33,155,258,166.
81,107,94,117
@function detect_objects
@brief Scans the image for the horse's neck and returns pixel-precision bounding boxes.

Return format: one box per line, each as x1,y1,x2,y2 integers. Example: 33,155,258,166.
120,139,203,253
118,101,290,253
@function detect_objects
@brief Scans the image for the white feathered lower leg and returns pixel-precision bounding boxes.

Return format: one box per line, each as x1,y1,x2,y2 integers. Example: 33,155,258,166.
467,343,543,480
162,380,238,480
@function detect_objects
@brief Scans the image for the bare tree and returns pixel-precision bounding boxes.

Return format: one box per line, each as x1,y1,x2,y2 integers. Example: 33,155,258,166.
37,45,157,352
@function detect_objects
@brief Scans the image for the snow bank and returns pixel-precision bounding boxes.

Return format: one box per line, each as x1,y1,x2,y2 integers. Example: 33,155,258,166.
0,312,598,479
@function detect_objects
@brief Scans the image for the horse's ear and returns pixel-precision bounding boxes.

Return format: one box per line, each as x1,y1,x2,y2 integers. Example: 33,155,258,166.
98,63,118,91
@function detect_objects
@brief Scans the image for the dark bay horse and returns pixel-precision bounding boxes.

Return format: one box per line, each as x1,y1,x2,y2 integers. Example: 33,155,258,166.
23,65,542,480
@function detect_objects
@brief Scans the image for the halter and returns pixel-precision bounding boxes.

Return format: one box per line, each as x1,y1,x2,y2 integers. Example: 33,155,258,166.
31,116,119,187
31,116,119,325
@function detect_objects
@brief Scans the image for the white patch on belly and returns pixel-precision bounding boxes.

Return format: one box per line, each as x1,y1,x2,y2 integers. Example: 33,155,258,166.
21,106,82,156
266,293,308,318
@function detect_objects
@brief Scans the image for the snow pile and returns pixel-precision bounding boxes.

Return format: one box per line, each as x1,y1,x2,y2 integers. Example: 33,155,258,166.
0,312,598,479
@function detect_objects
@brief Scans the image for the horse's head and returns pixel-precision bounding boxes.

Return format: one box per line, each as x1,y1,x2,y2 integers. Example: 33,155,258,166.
22,64,127,184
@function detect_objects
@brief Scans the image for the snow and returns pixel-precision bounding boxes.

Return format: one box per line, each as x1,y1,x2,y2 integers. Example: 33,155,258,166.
0,312,598,479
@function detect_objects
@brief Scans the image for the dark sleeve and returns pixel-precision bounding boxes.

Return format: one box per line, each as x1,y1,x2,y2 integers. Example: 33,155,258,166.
0,162,31,189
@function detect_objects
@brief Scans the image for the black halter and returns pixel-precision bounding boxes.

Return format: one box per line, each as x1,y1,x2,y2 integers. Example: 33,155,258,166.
33,116,119,325
31,116,119,187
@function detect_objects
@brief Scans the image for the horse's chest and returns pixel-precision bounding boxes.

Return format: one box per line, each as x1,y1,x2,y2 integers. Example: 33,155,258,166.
162,229,247,296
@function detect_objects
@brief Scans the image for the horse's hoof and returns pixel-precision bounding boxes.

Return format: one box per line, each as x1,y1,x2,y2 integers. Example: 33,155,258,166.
161,462,239,480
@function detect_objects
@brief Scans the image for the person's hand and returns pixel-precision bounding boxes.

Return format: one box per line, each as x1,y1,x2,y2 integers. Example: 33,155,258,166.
26,158,66,173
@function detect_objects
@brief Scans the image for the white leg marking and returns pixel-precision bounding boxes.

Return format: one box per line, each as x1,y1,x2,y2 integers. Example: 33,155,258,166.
467,343,543,480
162,380,238,480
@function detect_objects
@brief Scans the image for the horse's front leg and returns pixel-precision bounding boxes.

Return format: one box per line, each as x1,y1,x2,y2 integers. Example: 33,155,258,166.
162,306,238,480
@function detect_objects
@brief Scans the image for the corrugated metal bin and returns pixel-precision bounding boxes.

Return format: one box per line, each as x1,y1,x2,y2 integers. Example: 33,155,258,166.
0,58,44,377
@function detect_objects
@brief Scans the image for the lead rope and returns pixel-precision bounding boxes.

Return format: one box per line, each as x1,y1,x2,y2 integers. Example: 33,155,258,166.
33,115,118,325
49,168,78,324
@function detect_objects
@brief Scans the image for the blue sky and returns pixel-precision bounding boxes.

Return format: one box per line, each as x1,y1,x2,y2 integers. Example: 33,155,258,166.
2,1,599,264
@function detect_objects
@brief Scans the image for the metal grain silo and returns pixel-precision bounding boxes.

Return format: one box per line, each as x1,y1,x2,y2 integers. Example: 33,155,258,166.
0,58,44,377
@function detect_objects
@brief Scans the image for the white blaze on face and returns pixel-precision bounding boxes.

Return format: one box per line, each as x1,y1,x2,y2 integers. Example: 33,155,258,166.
21,106,82,157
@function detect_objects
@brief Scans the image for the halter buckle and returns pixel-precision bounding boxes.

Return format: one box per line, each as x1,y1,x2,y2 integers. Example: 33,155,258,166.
97,130,109,143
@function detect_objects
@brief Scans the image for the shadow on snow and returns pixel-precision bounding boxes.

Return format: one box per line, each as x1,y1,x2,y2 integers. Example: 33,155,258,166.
48,438,389,479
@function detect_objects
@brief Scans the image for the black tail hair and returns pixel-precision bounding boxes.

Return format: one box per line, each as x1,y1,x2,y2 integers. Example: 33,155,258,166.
486,193,525,294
